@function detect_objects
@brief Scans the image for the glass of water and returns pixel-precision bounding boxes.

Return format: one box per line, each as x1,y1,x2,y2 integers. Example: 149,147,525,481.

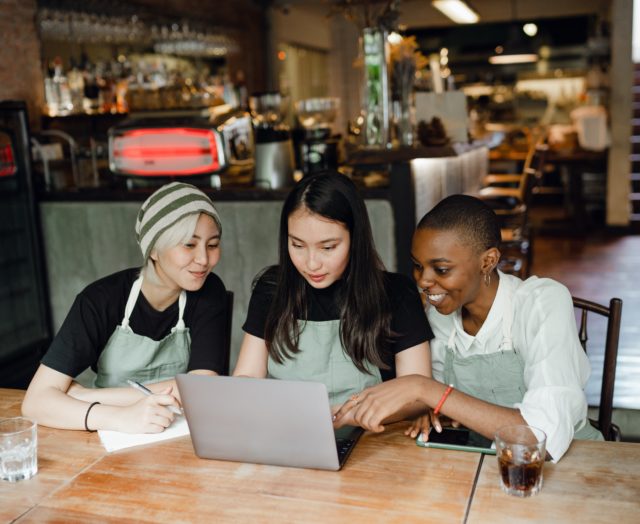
0,417,38,482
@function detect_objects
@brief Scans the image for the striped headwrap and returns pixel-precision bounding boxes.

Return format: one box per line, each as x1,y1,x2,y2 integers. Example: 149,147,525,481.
135,182,221,260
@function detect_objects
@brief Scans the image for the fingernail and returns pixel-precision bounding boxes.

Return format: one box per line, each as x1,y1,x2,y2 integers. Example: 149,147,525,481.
332,414,337,421
436,424,442,432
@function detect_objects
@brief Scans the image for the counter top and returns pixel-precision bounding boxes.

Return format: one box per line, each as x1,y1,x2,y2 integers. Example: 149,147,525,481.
345,139,492,166
36,178,390,202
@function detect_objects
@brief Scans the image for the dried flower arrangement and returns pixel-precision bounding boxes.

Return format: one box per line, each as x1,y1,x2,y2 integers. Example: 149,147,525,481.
389,35,428,99
328,0,400,31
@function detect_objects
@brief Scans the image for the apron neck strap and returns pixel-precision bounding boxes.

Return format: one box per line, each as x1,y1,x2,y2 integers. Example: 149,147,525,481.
121,274,187,331
121,275,143,329
174,290,187,330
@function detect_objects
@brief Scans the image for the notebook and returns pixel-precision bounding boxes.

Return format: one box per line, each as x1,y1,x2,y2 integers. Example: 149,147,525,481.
98,416,190,453
176,374,363,471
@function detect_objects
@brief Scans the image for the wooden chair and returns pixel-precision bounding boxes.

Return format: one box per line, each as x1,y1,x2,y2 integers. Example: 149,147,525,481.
479,136,549,279
221,290,234,376
572,296,623,441
480,132,546,197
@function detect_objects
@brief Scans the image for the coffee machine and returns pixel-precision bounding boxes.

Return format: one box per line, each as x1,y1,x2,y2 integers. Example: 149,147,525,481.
293,98,340,176
249,92,295,189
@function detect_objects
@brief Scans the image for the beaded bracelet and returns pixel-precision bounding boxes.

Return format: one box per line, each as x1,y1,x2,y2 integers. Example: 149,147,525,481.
433,385,454,416
84,401,101,432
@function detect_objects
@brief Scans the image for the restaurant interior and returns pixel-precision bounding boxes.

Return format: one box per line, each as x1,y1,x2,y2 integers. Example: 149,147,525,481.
1,0,639,519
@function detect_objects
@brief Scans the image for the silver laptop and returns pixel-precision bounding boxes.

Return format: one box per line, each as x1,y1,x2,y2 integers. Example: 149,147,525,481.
176,374,363,471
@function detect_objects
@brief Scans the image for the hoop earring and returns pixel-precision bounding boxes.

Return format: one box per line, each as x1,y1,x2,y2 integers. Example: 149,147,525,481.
484,272,491,287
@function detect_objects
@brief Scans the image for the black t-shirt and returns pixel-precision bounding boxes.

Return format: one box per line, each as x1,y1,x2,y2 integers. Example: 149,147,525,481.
42,268,228,377
242,269,434,381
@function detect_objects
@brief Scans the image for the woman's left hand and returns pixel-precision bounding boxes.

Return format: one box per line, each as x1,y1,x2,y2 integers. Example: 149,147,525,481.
333,375,428,432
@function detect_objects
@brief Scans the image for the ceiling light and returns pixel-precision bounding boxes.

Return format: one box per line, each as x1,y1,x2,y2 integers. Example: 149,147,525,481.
432,1,479,24
523,23,538,37
387,32,403,45
490,20,538,65
489,53,538,65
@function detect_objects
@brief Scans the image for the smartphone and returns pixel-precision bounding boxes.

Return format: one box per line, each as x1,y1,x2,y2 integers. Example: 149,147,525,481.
416,427,496,454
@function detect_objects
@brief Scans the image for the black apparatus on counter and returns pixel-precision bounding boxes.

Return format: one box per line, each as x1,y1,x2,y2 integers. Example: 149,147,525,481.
292,97,341,177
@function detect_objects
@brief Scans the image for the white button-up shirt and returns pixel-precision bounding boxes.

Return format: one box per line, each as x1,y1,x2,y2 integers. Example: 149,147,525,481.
428,270,592,461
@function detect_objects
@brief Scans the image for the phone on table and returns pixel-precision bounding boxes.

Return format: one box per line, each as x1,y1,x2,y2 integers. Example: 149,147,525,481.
416,427,496,455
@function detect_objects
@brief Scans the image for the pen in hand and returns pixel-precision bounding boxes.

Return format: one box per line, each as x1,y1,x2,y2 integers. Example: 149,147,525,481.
126,379,183,415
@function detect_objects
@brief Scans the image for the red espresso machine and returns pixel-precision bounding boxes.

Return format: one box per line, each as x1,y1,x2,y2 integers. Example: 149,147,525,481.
108,106,254,188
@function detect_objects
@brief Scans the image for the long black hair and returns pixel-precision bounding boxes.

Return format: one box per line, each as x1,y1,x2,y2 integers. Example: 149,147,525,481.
263,171,392,373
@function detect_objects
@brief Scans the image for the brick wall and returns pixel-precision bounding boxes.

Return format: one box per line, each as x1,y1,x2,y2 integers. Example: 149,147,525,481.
0,0,267,130
0,0,45,128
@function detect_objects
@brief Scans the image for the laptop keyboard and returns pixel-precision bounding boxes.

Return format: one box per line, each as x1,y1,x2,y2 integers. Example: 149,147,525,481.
335,437,357,465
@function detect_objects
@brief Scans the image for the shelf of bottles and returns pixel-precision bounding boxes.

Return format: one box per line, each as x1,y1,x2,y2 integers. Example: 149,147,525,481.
38,7,241,117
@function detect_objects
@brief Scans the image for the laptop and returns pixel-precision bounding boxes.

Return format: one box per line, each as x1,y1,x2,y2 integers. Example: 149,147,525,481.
176,374,363,471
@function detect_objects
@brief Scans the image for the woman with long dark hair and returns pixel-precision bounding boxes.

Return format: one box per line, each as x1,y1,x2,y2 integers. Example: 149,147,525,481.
234,172,433,429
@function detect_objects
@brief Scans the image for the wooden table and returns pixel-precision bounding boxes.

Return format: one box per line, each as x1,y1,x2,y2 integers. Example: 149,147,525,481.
468,441,640,523
1,389,479,522
2,389,639,523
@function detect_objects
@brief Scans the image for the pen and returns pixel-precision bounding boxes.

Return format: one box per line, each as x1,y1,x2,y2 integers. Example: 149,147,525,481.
126,379,183,415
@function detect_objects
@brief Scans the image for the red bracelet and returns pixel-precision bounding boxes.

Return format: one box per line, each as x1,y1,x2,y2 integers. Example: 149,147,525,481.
433,384,454,416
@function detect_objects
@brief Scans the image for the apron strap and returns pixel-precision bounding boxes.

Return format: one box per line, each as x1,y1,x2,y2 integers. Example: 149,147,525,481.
121,274,187,332
172,290,187,332
447,324,456,349
121,275,143,330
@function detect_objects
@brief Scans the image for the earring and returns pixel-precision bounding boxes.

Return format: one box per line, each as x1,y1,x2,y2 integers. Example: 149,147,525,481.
484,272,491,287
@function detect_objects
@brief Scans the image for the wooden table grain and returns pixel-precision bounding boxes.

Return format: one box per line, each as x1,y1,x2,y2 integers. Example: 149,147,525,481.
4,387,640,523
1,389,480,523
467,440,640,523
0,389,106,522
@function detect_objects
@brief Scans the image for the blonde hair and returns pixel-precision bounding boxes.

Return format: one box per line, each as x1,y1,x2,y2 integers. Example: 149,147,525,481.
141,213,203,286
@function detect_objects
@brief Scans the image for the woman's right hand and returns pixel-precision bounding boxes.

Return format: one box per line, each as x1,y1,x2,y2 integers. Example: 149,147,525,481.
406,413,461,441
116,387,180,433
405,410,440,440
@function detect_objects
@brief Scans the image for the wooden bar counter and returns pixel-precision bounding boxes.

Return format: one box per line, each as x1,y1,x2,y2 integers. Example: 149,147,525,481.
2,388,639,523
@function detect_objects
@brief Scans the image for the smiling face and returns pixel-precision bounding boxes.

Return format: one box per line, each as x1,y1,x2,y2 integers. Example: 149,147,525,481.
287,206,351,289
411,227,489,315
152,213,221,292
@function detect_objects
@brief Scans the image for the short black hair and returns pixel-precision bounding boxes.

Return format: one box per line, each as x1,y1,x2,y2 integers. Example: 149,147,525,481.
417,194,501,253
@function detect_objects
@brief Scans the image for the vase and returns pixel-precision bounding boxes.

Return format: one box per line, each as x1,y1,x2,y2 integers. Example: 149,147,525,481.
361,27,390,148
394,86,415,147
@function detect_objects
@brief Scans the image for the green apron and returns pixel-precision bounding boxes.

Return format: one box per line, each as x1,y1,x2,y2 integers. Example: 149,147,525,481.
443,293,602,441
267,319,382,406
94,275,191,388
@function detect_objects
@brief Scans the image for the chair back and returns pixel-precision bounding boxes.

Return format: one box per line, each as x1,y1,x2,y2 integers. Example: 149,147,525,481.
221,290,234,376
517,138,548,205
572,296,623,441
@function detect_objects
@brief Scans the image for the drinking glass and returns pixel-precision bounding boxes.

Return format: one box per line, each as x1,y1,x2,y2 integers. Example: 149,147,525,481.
0,417,38,482
494,425,546,497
